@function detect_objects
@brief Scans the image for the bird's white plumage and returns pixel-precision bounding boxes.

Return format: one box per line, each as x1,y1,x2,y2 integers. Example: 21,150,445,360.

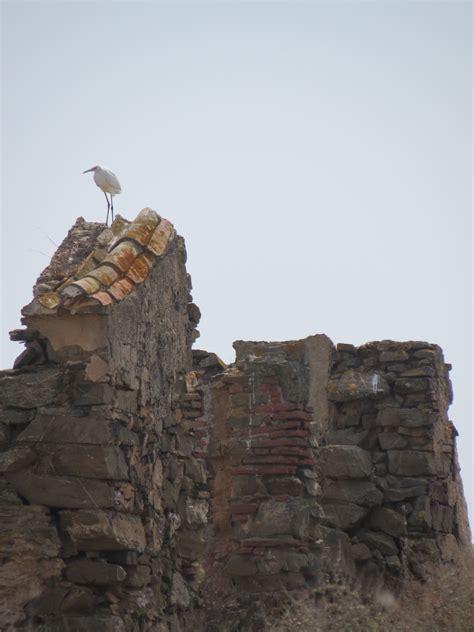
90,166,122,196
83,164,122,225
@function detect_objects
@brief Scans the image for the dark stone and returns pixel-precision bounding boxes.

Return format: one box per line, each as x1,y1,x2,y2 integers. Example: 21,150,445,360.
7,472,117,509
175,529,206,560
66,559,126,585
327,370,389,402
73,381,115,406
252,498,310,538
323,480,383,507
321,502,368,529
52,445,129,480
0,409,34,425
60,510,146,551
378,432,407,450
368,507,406,537
430,503,454,533
0,446,36,473
327,428,369,446
320,445,372,479
358,530,398,556
265,476,305,496
0,368,62,408
105,551,138,565
184,458,207,484
224,554,258,576
17,415,138,445
387,450,436,476
351,542,372,560
393,378,431,394
376,408,435,428
42,616,127,632
124,564,151,588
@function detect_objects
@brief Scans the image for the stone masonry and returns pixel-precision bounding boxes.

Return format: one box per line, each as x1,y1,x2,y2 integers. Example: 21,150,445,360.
0,210,471,631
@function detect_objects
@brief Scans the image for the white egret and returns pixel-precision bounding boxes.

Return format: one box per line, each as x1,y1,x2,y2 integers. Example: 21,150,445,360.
83,165,122,225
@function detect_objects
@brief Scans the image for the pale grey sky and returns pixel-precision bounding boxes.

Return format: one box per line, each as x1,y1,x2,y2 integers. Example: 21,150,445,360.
1,1,472,527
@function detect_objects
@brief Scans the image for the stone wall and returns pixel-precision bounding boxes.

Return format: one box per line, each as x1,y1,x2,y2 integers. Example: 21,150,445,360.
0,212,206,631
202,337,471,600
0,212,471,630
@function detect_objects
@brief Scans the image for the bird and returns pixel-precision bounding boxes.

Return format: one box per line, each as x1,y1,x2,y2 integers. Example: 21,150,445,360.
83,165,122,225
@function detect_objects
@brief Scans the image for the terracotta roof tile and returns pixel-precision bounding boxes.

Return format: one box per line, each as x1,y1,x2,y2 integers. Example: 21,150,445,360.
37,292,61,310
87,264,120,287
107,277,135,301
126,253,155,284
103,240,141,274
115,207,160,248
26,208,176,315
148,219,175,256
90,291,114,306
67,276,101,296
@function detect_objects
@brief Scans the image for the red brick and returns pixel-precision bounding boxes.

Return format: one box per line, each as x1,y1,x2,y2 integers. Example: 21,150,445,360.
232,514,251,524
251,438,308,448
251,448,269,455
194,430,208,439
232,465,297,476
193,451,207,459
243,455,311,466
270,447,313,457
271,393,282,404
249,426,271,435
267,429,310,439
268,421,302,430
272,410,313,421
254,404,275,413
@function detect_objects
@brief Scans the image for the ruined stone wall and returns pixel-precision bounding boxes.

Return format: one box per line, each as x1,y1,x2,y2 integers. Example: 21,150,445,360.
0,213,207,631
203,337,471,601
0,213,471,631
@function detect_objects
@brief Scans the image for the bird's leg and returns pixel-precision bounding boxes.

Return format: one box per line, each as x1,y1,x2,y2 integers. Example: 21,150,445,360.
111,196,114,223
104,191,110,225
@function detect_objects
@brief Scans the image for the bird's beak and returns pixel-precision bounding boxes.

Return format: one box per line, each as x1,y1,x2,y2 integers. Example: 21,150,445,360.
83,167,94,174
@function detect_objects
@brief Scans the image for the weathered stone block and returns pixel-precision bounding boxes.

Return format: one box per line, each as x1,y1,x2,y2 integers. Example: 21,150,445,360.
176,529,206,560
376,407,435,428
378,432,407,450
367,507,406,537
224,554,258,577
17,415,138,445
323,480,383,507
320,445,372,479
0,446,36,473
124,564,151,588
252,498,310,538
387,450,436,476
7,472,117,509
60,510,146,551
407,496,431,531
170,571,191,609
394,377,431,394
327,370,389,402
0,409,34,425
358,530,398,556
321,502,368,529
264,476,305,497
51,445,129,480
0,368,62,408
66,559,126,585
